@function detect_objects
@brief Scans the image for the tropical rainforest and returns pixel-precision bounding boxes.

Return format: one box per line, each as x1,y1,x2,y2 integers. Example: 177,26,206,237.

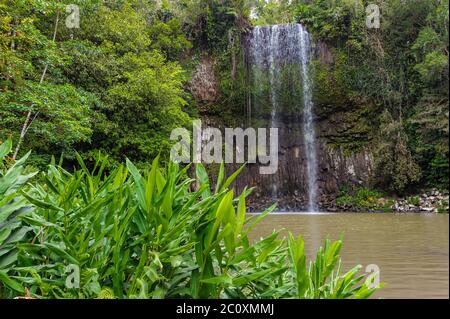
1,0,448,192
0,0,448,299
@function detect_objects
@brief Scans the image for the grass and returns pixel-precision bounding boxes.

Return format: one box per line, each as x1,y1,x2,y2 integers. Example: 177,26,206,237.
0,139,380,298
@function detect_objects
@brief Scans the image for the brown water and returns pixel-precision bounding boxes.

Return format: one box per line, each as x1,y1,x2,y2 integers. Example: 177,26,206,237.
249,212,449,299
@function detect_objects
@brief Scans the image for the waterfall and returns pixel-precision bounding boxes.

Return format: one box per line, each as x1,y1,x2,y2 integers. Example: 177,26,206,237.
247,23,318,211
268,26,280,197
298,25,318,212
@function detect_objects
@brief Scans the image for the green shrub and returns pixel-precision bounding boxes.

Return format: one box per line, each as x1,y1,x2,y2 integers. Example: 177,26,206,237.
437,200,449,214
429,155,449,191
0,140,37,298
407,196,421,206
336,186,387,210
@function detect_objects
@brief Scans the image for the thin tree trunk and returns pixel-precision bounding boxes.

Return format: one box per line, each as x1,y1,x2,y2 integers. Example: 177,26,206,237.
231,52,237,81
13,10,60,160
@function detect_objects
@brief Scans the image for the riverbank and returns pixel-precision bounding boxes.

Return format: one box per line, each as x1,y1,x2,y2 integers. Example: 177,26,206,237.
246,189,449,213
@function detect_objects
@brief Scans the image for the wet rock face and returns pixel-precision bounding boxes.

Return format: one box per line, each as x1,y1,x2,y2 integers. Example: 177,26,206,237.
192,26,377,210
198,111,375,208
232,133,374,206
320,145,373,194
188,55,219,103
197,102,375,210
314,41,334,66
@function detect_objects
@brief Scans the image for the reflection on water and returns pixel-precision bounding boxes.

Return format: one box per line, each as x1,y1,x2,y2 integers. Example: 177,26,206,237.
249,212,449,299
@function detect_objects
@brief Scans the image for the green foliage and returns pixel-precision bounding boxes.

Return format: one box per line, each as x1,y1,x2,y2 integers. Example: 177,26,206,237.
312,54,351,108
407,196,420,207
0,141,380,299
312,54,377,153
173,0,243,52
0,139,37,296
0,82,96,159
0,0,194,165
414,51,448,86
374,111,421,193
252,0,298,26
296,0,365,45
437,199,449,214
295,0,448,192
408,0,449,188
148,16,192,59
287,233,379,299
428,154,449,190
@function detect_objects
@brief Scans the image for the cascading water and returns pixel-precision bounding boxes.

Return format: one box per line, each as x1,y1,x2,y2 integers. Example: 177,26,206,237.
247,23,318,212
298,26,318,212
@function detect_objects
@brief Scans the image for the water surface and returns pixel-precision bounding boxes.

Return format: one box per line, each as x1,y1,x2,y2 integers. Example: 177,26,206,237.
249,212,449,299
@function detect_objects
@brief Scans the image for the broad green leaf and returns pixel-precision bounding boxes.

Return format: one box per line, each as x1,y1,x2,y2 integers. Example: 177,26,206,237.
0,270,23,293
0,139,12,160
201,274,232,285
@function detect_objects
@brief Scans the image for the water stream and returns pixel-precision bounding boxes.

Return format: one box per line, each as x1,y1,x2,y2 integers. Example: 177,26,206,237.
297,25,318,212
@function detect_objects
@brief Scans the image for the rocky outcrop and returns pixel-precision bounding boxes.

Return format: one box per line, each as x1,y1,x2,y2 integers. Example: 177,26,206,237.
245,188,449,213
314,40,334,66
227,116,375,210
319,145,373,193
391,189,449,213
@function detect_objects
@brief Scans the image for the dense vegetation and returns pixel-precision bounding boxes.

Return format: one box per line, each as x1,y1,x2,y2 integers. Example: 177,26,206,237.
0,0,447,299
295,0,449,193
0,139,379,298
1,0,194,166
